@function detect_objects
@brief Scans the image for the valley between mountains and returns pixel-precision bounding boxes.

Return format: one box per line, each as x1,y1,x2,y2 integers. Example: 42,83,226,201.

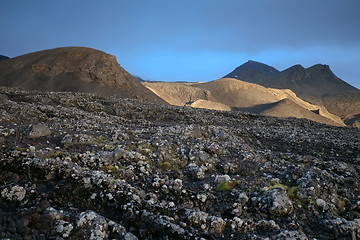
0,47,359,239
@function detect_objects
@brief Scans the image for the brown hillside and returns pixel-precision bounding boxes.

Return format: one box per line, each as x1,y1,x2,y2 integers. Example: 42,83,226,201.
0,47,166,104
194,78,284,108
259,98,344,126
144,78,345,126
142,82,218,106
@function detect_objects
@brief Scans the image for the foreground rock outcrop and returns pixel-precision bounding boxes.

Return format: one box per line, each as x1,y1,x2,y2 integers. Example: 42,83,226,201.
0,87,359,239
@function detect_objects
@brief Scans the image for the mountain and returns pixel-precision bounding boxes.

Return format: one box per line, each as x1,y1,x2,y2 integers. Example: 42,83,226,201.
224,60,279,85
0,55,9,61
143,78,345,126
275,64,360,125
225,61,360,127
0,47,166,104
225,61,358,97
273,64,359,100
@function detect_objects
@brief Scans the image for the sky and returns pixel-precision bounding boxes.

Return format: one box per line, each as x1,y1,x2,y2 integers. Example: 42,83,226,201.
1,0,360,89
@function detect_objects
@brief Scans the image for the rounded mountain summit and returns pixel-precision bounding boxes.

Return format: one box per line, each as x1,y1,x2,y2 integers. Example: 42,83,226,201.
0,47,166,104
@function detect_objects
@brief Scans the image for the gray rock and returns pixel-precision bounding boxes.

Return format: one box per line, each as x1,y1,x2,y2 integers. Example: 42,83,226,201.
214,174,231,184
77,210,108,240
260,188,293,216
208,216,226,234
113,147,125,161
124,232,138,240
29,123,51,138
1,185,26,201
273,230,308,240
321,218,360,239
187,211,208,229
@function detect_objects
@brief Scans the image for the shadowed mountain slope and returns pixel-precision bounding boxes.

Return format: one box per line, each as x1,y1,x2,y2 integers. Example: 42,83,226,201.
224,60,279,85
0,47,166,104
225,61,360,126
274,64,359,100
0,55,9,61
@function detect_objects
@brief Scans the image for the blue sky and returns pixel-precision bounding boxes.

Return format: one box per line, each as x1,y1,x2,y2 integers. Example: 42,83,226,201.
1,0,360,89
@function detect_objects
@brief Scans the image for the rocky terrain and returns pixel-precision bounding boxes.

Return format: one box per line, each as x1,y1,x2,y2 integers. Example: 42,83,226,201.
0,87,359,239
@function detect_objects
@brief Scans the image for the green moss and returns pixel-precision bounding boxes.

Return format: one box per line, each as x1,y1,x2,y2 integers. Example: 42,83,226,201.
104,145,116,151
52,151,62,158
94,136,110,145
145,160,153,166
158,162,172,170
116,165,126,170
335,198,346,210
295,198,311,208
137,143,156,156
269,180,299,200
138,148,149,156
125,143,137,151
100,165,117,173
216,181,240,192
287,186,298,200
312,199,323,212
16,147,27,152
268,183,288,191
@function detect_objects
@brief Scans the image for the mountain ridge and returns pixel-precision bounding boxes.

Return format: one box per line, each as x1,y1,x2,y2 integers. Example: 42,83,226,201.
225,61,359,93
224,60,360,127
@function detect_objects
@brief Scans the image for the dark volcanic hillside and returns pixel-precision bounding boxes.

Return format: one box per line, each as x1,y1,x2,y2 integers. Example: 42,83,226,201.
275,65,360,125
0,87,359,239
224,60,279,86
0,47,166,104
0,55,9,61
226,61,358,99
274,64,359,100
226,61,360,126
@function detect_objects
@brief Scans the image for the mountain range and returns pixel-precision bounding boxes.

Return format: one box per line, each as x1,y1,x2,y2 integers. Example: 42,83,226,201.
225,60,359,99
0,47,359,128
224,60,360,126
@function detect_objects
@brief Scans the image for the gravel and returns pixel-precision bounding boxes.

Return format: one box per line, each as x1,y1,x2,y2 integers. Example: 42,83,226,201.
0,87,359,239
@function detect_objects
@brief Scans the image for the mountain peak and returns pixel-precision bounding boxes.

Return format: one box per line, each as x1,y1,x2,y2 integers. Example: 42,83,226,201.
241,60,279,72
246,60,263,64
224,60,279,82
288,64,305,70
308,64,331,71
